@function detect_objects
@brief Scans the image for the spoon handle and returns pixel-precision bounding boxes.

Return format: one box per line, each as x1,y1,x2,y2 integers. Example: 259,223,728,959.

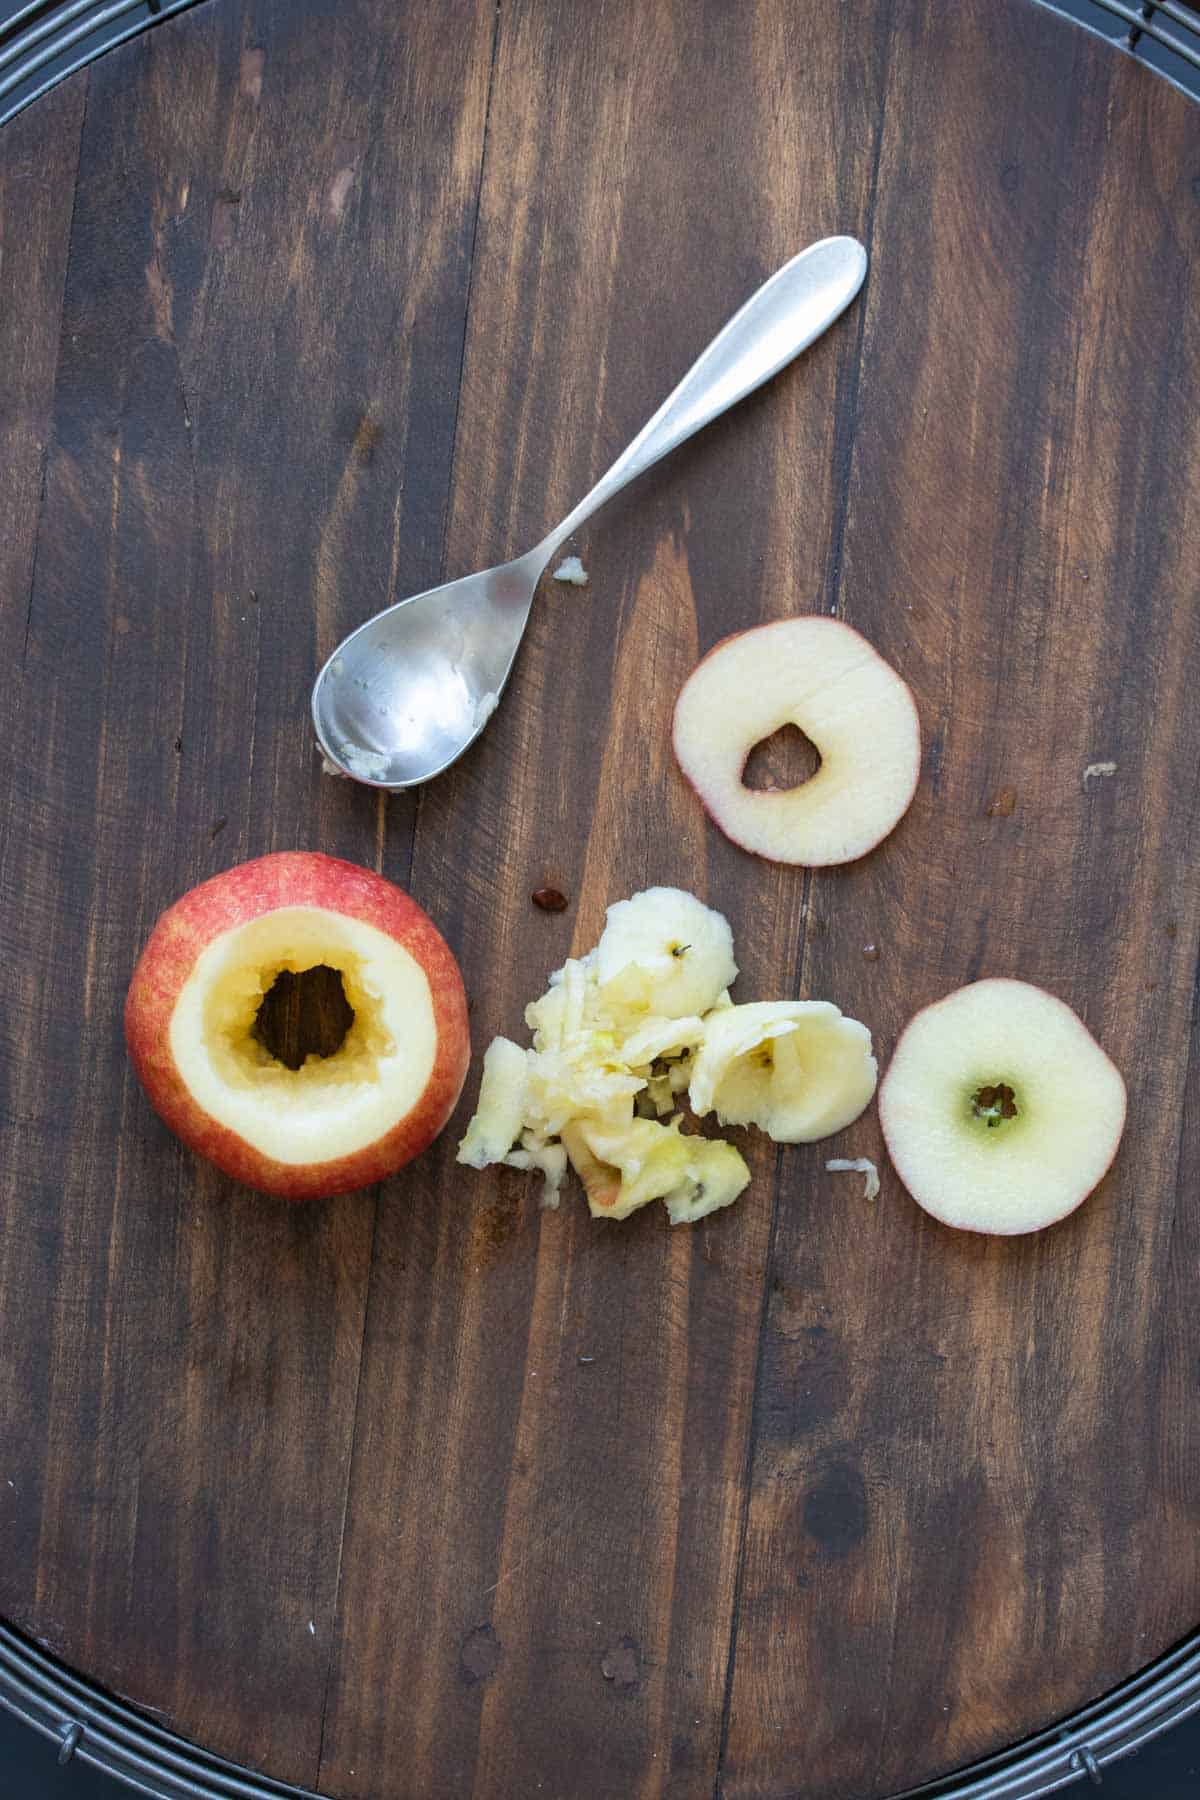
533,235,867,566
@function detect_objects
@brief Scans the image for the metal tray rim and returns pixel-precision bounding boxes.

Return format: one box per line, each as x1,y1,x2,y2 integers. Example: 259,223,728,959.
4,1616,1200,1799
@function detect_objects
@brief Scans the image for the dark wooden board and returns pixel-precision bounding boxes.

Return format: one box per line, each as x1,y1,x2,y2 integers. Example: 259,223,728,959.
1,2,1199,1796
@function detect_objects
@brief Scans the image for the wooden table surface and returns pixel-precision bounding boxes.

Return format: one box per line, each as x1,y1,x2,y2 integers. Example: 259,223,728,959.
2,2,1200,1796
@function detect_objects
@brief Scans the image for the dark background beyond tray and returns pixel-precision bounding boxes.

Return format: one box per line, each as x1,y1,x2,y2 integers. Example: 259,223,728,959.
3,0,1200,1798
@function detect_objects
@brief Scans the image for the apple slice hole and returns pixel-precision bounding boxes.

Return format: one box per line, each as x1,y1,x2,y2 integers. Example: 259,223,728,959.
252,965,355,1071
741,724,821,793
971,1081,1019,1129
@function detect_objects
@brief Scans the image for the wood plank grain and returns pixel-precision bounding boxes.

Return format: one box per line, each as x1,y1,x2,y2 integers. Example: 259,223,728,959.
0,0,495,1781
721,4,1200,1795
317,3,892,1795
2,1,1199,1796
0,52,87,1707
0,78,85,674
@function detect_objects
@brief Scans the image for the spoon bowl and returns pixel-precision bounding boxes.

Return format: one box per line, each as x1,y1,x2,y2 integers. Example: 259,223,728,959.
313,552,540,788
312,236,867,789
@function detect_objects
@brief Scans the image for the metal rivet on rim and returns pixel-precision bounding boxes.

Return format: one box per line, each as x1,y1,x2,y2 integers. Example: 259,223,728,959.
56,1721,83,1765
1070,1742,1103,1787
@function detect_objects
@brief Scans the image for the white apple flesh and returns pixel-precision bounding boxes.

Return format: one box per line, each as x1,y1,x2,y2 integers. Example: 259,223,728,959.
688,1000,877,1142
878,978,1127,1235
457,1036,528,1168
672,616,920,865
593,885,737,1019
457,885,879,1226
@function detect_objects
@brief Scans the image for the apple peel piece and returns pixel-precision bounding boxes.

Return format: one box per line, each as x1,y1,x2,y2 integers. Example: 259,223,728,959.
688,1000,877,1143
826,1157,881,1201
878,978,1126,1235
672,616,920,865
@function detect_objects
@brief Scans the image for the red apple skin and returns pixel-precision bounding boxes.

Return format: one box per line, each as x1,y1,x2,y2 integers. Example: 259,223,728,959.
671,619,922,867
125,852,470,1200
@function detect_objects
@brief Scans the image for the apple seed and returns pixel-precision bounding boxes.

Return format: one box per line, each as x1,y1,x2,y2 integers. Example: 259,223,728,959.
532,886,569,913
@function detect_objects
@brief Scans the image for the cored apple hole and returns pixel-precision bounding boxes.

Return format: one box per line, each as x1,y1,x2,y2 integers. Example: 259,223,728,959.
252,965,355,1070
971,1081,1018,1128
742,724,821,792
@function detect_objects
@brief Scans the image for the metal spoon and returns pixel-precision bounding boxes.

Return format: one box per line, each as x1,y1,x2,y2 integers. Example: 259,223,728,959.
311,235,867,790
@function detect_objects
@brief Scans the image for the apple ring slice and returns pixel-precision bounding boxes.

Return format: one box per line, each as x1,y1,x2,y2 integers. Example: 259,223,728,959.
672,616,920,865
878,979,1127,1235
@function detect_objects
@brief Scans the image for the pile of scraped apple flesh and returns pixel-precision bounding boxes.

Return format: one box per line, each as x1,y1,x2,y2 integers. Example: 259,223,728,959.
457,886,878,1225
124,852,469,1200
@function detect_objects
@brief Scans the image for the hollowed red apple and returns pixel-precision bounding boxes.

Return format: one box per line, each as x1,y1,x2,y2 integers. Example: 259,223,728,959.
125,852,469,1199
672,616,920,865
